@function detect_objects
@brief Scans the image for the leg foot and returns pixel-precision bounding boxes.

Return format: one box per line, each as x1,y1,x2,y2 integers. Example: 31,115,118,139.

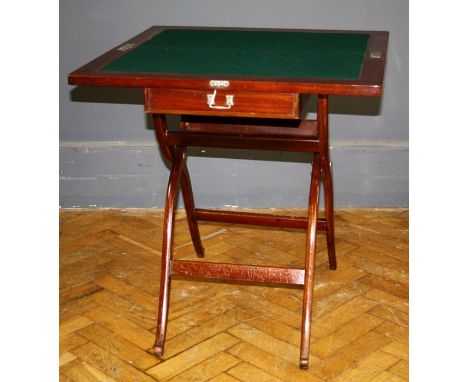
152,344,164,358
299,357,309,370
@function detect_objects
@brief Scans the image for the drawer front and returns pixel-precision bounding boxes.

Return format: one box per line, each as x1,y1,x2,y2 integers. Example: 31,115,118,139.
144,89,300,119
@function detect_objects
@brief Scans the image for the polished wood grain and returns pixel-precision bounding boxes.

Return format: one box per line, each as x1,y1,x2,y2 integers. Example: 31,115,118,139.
145,88,300,119
153,147,186,358
194,208,326,230
181,116,318,137
300,152,322,368
149,91,333,368
171,260,305,285
153,114,204,258
59,208,408,381
165,129,320,152
318,95,337,271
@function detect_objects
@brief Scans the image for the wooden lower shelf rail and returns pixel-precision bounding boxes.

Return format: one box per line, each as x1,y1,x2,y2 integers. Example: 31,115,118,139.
166,130,320,152
171,260,305,285
194,208,327,231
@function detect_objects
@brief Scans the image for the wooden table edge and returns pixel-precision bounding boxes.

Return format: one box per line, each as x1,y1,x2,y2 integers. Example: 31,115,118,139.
68,26,388,97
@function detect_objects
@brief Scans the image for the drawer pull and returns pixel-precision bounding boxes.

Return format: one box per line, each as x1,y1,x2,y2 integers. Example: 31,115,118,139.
206,90,234,110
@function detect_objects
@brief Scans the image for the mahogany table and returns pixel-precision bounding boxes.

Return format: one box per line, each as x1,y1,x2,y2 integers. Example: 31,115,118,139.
68,26,388,369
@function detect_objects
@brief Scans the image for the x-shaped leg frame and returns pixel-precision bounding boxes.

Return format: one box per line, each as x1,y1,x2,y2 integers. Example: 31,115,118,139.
151,93,336,369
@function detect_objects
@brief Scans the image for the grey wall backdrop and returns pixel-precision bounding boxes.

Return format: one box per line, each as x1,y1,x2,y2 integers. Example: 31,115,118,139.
60,0,408,208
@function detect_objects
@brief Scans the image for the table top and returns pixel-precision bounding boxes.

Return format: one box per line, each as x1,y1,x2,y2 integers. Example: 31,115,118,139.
68,26,388,96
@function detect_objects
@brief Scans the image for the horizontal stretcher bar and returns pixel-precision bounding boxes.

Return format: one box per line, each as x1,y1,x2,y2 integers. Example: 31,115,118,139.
165,131,320,152
194,208,327,230
170,260,305,285
181,116,319,138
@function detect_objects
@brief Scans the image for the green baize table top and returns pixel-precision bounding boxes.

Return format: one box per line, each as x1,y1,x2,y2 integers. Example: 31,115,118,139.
102,29,370,80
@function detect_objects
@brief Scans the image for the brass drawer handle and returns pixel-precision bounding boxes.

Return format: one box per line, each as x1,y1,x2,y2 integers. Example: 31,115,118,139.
206,90,234,110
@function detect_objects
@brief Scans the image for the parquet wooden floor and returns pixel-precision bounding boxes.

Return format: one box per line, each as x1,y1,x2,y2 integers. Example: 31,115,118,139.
60,208,408,382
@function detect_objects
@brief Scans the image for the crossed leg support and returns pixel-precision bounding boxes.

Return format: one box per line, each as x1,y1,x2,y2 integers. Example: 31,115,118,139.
151,110,336,368
300,154,321,369
153,147,185,356
153,114,204,258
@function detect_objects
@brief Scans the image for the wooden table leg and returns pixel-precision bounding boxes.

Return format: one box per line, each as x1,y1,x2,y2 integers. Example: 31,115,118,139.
299,155,321,369
322,156,337,270
152,109,337,368
152,147,186,357
152,113,204,257
181,167,205,257
317,95,337,270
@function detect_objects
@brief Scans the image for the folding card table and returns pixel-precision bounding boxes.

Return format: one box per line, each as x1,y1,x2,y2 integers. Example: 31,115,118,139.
68,26,388,369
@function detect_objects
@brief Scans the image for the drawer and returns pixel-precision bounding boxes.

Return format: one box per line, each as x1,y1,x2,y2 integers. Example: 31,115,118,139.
144,89,300,119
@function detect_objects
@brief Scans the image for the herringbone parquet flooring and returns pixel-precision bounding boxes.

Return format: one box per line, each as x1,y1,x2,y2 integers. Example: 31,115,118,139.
59,208,408,382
